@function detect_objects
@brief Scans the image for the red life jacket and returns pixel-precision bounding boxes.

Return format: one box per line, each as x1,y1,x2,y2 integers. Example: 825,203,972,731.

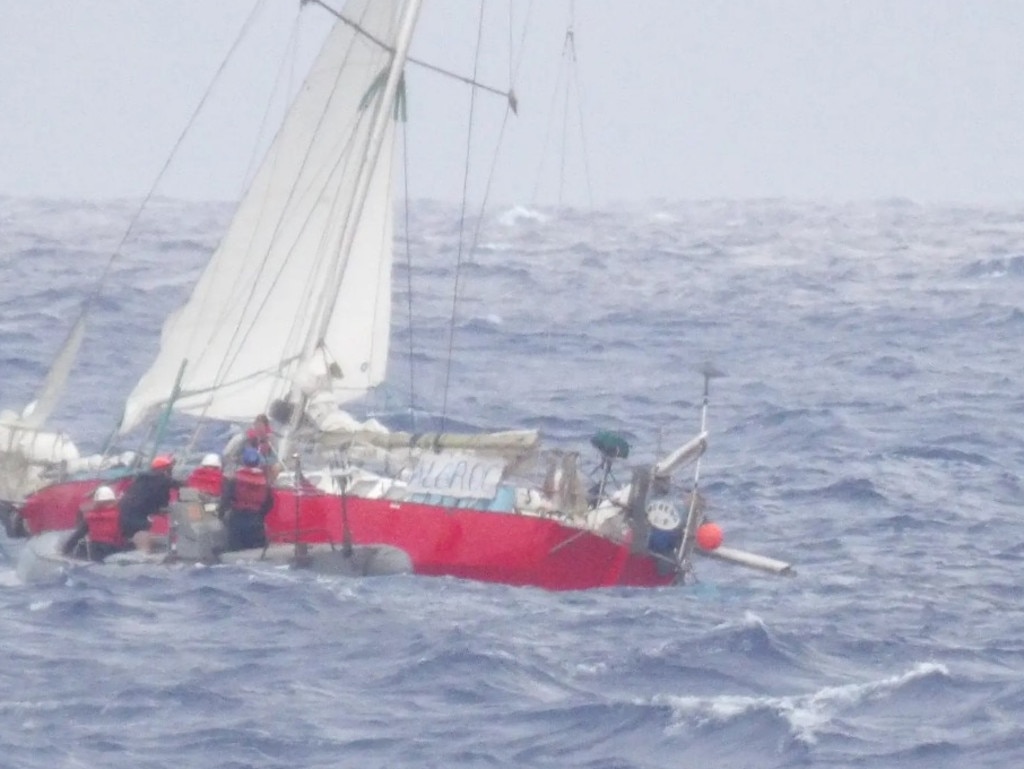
187,466,224,497
85,502,127,547
232,467,269,512
246,426,274,458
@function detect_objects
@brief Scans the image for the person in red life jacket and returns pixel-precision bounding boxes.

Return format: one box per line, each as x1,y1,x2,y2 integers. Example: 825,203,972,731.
84,485,129,560
61,485,128,560
119,454,182,552
187,453,224,498
223,414,281,480
218,446,275,551
238,414,273,461
248,413,282,482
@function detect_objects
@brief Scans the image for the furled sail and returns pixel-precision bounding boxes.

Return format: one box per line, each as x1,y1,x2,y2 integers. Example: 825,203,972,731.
120,0,409,433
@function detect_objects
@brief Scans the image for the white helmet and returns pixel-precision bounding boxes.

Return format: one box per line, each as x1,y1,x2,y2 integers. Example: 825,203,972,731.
93,485,116,503
200,453,222,469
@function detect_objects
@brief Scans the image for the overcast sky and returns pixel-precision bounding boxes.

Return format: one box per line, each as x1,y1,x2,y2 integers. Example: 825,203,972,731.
2,1,1023,208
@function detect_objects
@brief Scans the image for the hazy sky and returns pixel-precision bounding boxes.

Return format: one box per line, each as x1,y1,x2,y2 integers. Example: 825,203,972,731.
2,1,1023,207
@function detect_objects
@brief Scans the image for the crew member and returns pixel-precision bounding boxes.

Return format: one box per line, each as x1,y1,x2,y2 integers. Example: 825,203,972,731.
119,455,181,552
84,485,129,560
61,485,127,560
223,414,281,480
249,413,273,450
248,414,280,481
218,446,275,551
187,453,224,498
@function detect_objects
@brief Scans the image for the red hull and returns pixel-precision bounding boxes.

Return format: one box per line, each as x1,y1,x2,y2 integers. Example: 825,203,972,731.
20,481,677,590
265,491,677,590
20,477,134,535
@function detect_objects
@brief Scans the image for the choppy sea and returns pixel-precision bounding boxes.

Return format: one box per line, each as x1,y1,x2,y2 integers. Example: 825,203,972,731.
1,196,1022,768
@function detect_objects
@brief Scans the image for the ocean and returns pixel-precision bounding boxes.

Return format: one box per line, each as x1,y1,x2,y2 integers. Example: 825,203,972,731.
1,196,1022,767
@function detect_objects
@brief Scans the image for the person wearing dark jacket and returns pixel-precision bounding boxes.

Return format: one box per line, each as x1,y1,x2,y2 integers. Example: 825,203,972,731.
119,455,181,551
218,446,275,551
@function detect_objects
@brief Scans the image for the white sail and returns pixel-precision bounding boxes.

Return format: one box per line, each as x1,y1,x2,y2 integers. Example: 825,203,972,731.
19,314,86,429
120,0,409,433
0,315,86,501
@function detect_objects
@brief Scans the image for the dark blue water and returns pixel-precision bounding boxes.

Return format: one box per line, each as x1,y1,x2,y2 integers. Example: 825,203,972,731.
2,196,1022,768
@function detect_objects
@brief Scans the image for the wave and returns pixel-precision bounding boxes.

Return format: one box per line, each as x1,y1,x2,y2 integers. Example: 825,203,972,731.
959,254,1024,279
3,197,1024,767
654,662,950,745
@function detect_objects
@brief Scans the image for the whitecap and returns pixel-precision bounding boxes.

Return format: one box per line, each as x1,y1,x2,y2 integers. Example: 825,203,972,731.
655,661,951,745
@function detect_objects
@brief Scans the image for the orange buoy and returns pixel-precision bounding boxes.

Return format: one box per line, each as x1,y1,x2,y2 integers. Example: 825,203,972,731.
695,522,723,551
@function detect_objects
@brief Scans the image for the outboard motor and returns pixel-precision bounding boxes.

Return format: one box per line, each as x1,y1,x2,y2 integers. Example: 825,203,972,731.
169,487,227,563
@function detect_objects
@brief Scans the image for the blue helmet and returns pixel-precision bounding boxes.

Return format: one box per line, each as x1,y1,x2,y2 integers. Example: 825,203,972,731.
241,446,262,468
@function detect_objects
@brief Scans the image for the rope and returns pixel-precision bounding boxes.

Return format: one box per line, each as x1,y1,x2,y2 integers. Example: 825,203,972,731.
401,119,417,413
93,0,270,307
531,1,593,207
440,3,488,431
567,7,595,208
440,2,520,430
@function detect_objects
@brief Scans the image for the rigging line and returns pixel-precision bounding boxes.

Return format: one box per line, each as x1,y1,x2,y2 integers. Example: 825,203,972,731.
306,0,516,113
531,43,569,203
89,0,269,306
558,58,571,207
571,72,595,208
401,118,417,413
568,45,595,207
509,0,535,85
557,7,577,207
440,0,488,431
463,110,515,312
437,10,517,433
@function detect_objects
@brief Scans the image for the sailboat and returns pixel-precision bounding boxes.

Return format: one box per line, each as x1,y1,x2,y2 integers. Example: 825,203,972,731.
7,0,794,589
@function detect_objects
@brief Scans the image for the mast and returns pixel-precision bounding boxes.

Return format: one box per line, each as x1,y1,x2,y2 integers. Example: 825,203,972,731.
283,0,424,445
306,0,423,352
